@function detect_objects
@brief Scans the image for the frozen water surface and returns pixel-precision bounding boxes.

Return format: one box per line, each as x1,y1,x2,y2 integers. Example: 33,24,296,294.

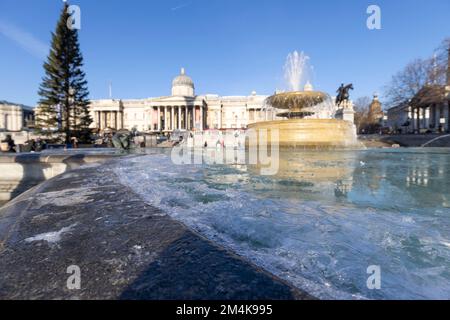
114,148,450,299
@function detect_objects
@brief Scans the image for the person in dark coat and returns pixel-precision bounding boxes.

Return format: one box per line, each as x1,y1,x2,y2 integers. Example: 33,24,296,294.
2,135,16,153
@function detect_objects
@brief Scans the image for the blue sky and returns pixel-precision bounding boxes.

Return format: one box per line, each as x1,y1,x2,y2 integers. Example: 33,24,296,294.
0,0,449,107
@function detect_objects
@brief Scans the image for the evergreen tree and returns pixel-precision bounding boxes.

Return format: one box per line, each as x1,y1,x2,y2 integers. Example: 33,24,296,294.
37,2,92,143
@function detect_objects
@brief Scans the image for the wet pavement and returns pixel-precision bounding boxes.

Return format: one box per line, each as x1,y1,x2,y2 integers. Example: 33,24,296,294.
0,158,313,300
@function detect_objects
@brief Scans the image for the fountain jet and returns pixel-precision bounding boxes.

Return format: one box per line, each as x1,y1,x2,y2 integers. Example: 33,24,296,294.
284,51,311,92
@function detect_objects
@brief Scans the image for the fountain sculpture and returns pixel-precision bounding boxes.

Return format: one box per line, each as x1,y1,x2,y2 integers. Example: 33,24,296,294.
248,51,359,148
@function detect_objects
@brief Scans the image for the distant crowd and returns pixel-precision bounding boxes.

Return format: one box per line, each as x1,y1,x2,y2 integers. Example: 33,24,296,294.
0,135,49,153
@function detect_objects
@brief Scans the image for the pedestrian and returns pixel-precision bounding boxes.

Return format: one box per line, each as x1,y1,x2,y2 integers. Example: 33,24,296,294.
2,135,16,153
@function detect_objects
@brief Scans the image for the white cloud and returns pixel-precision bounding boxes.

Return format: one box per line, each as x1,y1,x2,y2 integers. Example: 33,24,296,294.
171,2,192,11
0,19,48,60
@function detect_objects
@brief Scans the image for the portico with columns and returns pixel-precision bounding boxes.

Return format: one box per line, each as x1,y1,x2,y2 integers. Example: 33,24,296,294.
410,85,450,133
147,98,207,132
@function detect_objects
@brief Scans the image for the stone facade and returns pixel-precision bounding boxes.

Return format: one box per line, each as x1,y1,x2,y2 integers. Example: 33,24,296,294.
0,102,24,132
386,103,410,134
90,69,274,132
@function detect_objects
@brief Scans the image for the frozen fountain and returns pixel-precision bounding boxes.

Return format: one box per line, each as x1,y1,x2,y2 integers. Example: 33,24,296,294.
248,51,359,148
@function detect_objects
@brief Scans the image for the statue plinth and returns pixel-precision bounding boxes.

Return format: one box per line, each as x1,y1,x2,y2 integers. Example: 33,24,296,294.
335,101,355,124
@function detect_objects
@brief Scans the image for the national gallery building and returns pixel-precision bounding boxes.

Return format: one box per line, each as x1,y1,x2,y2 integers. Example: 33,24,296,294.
90,68,274,133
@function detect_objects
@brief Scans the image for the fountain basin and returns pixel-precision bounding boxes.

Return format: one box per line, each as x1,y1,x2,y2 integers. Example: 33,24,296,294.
247,119,359,149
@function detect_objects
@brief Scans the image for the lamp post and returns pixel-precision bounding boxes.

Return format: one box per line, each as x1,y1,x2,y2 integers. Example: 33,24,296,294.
68,87,75,146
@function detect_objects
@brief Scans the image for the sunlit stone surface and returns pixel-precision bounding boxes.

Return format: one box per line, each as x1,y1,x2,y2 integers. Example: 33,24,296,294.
248,119,359,148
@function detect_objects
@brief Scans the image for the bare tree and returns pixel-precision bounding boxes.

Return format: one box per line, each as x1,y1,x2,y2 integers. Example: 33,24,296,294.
384,38,450,108
353,96,371,133
384,58,434,107
432,37,450,85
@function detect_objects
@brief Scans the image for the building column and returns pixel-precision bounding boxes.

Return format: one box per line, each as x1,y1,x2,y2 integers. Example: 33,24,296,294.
200,106,204,131
416,108,420,132
434,105,440,132
96,112,100,129
102,112,106,130
148,108,152,131
180,107,183,130
110,111,114,129
194,106,198,130
444,103,450,132
424,107,428,130
414,108,419,132
151,107,156,131
113,111,117,129
157,107,161,131
185,106,188,130
171,106,175,131
219,107,222,129
417,108,423,133
161,106,164,131
97,111,101,129
17,109,22,131
118,112,123,129
178,107,181,130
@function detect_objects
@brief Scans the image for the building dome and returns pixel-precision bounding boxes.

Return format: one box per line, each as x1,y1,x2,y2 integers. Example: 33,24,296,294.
304,81,313,92
172,68,195,96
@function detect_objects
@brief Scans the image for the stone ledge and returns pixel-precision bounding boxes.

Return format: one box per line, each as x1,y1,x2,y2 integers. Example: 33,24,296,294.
0,153,118,164
0,161,314,300
0,153,121,201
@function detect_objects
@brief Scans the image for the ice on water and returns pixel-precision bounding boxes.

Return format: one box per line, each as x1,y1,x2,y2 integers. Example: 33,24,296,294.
114,148,450,299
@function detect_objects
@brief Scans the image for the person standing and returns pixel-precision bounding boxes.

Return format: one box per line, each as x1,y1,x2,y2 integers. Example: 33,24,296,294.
2,135,16,153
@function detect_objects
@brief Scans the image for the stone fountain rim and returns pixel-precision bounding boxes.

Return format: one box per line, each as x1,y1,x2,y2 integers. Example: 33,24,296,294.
266,91,331,110
247,118,355,128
